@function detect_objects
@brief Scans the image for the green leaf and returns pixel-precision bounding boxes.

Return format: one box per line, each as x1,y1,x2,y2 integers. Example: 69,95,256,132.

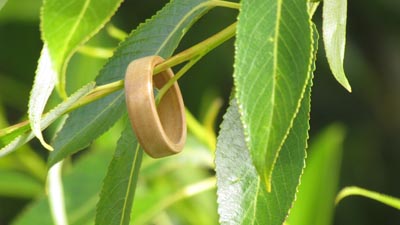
41,0,123,96
234,0,313,191
216,79,311,225
336,186,400,210
12,148,113,225
95,120,143,225
0,83,94,158
322,0,351,92
287,124,345,225
48,0,211,166
28,0,123,150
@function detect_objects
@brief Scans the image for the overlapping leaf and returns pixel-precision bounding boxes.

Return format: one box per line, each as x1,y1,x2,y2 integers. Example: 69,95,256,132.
41,0,123,95
95,121,143,225
29,0,123,150
234,0,313,191
216,78,311,224
0,83,94,158
323,0,351,92
287,124,345,225
48,0,211,166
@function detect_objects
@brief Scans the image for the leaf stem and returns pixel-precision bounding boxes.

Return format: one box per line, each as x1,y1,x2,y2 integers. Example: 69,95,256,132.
155,56,201,105
185,108,216,151
336,186,400,209
77,45,114,59
106,24,128,41
74,22,237,109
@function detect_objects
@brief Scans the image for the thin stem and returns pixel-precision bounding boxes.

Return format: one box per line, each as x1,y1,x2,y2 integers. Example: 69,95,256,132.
72,22,237,110
0,22,237,136
185,108,216,150
77,45,114,59
155,56,201,105
210,0,240,9
203,97,223,133
153,22,236,74
106,24,128,41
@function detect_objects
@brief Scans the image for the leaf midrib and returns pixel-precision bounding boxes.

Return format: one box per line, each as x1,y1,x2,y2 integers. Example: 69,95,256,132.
58,0,91,65
119,143,141,225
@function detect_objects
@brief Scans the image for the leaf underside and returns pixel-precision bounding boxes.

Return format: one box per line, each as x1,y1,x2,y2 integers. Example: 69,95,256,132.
29,0,123,151
234,0,313,191
48,0,211,166
216,78,311,225
323,0,351,92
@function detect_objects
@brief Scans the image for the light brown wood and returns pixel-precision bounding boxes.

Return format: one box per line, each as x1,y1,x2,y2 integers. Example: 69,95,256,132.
124,56,186,158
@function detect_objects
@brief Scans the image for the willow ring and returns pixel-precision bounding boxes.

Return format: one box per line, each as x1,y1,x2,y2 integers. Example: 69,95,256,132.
124,55,186,158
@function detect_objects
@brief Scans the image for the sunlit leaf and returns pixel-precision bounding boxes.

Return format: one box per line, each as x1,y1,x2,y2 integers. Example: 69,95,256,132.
95,121,143,225
234,0,313,191
41,0,123,96
0,83,94,158
336,186,400,210
27,0,123,150
287,124,345,225
323,0,351,92
48,0,211,166
216,78,311,225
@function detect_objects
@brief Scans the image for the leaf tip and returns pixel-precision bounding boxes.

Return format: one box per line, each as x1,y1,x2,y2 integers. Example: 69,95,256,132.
262,171,272,193
38,136,54,151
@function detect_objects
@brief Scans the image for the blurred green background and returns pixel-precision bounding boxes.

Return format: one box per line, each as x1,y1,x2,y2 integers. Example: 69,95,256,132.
0,0,399,224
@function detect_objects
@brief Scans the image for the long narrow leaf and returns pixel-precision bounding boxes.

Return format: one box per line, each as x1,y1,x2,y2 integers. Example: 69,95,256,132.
95,121,143,225
28,0,123,150
41,0,123,95
0,83,94,157
323,0,351,91
28,45,57,150
234,0,313,191
48,0,211,166
216,78,311,225
336,186,400,210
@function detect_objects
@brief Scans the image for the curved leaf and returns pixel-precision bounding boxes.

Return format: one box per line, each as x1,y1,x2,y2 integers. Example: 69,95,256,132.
29,0,123,150
216,78,311,225
323,0,351,92
41,0,123,95
28,45,57,150
234,0,313,191
95,121,143,225
48,0,211,166
0,83,94,158
336,186,400,210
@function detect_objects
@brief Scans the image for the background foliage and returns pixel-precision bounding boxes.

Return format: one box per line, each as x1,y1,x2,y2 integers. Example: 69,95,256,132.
0,0,399,224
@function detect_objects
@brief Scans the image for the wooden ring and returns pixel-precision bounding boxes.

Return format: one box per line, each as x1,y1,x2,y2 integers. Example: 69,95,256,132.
124,56,186,158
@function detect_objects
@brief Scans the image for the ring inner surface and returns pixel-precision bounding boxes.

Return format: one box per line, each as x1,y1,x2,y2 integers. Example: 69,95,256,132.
153,70,184,144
